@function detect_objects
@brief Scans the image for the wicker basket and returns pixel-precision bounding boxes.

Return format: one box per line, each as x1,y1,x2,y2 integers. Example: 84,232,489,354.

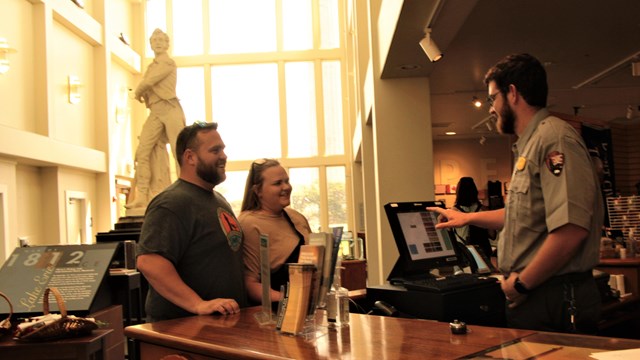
0,291,13,336
14,287,98,341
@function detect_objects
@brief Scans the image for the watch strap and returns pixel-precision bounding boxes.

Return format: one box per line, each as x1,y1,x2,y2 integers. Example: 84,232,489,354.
514,276,531,294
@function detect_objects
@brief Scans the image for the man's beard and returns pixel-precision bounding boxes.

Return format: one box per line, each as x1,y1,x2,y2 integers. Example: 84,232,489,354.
196,157,225,187
498,103,516,135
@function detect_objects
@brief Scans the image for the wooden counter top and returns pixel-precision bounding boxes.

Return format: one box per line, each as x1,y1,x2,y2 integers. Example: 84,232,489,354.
124,307,640,359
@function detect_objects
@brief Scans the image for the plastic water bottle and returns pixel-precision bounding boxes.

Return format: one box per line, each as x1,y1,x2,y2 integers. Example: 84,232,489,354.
326,266,349,327
354,235,364,260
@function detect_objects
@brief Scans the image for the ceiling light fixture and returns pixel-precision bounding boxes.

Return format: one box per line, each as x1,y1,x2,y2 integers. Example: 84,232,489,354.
419,28,443,63
485,121,493,131
472,96,482,108
445,131,456,136
573,50,640,89
471,115,496,131
632,62,640,76
0,38,17,75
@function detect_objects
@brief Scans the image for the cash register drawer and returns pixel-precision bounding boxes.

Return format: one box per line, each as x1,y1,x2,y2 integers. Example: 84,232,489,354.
366,282,505,327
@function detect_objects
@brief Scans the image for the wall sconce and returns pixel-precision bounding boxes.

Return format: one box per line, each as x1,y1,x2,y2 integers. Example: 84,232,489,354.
68,75,82,104
418,28,443,62
0,38,17,75
472,96,482,108
115,86,131,124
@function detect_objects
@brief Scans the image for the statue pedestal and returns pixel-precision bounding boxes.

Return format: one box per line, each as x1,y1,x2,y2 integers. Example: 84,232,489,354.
96,216,144,269
124,206,146,218
119,212,145,227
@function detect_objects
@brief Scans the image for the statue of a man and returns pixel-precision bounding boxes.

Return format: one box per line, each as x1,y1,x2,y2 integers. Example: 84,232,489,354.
126,28,186,210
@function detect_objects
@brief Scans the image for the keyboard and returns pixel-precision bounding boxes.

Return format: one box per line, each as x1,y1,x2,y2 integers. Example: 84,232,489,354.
402,273,498,293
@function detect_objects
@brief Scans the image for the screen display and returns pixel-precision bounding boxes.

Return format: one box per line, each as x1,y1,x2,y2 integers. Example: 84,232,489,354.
397,211,456,261
384,201,460,280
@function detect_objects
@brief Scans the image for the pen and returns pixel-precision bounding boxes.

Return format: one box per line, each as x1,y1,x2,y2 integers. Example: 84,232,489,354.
524,346,563,359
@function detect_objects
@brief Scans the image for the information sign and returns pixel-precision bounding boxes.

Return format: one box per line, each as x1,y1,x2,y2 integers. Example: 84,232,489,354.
0,243,117,315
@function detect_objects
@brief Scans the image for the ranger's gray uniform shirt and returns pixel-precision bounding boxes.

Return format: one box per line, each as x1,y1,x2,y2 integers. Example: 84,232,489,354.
498,109,603,275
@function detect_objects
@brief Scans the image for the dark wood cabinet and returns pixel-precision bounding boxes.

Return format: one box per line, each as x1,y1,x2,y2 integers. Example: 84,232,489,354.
340,260,366,291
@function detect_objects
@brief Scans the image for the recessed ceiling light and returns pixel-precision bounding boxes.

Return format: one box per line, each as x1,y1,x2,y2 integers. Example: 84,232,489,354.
472,96,482,108
445,131,456,136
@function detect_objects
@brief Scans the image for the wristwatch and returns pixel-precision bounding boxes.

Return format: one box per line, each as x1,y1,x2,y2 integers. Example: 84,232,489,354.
514,277,531,294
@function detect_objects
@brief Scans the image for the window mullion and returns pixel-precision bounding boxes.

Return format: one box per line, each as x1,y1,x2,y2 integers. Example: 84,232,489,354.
278,60,288,158
202,0,210,54
312,0,321,50
165,0,173,44
318,165,329,231
315,59,325,157
276,0,284,51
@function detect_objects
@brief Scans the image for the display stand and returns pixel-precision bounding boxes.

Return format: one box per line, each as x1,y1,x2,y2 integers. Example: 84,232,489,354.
254,234,275,325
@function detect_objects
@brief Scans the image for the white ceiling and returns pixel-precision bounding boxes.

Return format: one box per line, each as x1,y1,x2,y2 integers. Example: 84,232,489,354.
381,0,640,139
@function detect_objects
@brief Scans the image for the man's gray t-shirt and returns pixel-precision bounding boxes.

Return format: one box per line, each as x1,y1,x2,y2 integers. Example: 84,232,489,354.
138,179,248,321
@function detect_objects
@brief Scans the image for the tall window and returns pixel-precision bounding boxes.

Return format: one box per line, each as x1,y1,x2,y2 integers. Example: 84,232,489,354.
145,0,351,232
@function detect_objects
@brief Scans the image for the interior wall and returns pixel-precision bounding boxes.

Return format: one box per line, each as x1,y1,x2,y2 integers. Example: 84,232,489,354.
611,121,640,195
58,167,98,244
16,165,45,246
0,0,139,258
0,0,35,132
50,20,96,148
0,160,18,257
370,77,434,285
355,0,437,286
107,0,136,48
109,65,136,178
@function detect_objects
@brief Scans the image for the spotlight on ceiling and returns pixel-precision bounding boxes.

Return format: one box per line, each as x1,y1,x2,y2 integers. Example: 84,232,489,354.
472,96,482,108
485,120,493,131
419,28,442,62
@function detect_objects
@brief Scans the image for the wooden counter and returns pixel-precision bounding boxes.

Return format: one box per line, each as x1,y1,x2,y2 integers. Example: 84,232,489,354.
124,307,640,359
597,258,640,336
598,258,640,296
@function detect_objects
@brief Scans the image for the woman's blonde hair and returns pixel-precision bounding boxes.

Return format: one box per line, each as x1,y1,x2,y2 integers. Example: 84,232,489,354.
241,158,281,211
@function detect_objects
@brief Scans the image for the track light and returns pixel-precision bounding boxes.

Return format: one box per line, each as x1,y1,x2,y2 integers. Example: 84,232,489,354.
419,28,442,62
472,115,496,131
485,120,493,131
472,96,482,108
633,62,640,76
